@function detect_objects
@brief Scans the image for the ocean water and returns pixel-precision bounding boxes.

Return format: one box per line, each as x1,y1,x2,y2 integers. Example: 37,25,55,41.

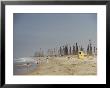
13,57,37,75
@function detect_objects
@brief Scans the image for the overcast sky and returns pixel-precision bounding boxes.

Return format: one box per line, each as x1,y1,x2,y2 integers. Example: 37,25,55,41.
13,13,97,58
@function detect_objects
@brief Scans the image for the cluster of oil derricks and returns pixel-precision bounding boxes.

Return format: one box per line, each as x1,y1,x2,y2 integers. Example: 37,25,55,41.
34,40,97,60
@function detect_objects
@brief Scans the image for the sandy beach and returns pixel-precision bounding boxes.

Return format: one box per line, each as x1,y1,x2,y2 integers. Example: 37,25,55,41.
25,55,97,75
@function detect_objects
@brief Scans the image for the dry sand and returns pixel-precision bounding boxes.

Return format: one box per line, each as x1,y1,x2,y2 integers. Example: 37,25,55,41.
26,55,97,75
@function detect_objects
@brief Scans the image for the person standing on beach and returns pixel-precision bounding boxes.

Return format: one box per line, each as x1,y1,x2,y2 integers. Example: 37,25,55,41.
46,57,49,63
35,59,39,64
26,62,30,72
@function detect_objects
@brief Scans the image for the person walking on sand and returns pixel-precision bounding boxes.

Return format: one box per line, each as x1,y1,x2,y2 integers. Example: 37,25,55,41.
26,62,31,72
46,57,49,63
35,60,38,64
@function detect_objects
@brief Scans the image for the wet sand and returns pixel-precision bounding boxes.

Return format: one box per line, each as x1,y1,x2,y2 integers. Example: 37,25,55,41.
26,55,97,75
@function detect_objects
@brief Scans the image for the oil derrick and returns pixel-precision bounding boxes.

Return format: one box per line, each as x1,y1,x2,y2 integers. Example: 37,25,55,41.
87,44,89,55
41,50,44,57
56,48,58,56
54,48,58,57
72,45,75,55
75,43,78,55
39,48,44,57
59,46,62,56
94,46,95,54
95,48,97,55
69,46,71,55
89,43,92,55
63,46,65,55
47,49,51,57
62,46,65,56
48,49,52,57
80,46,83,51
50,49,53,57
56,48,59,56
93,46,97,56
93,41,97,56
87,40,93,56
53,48,55,56
65,45,68,55
47,49,49,56
67,45,68,55
34,49,44,57
34,51,38,57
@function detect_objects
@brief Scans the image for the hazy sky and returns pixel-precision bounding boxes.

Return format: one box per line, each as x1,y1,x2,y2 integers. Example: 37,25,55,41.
13,13,97,58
